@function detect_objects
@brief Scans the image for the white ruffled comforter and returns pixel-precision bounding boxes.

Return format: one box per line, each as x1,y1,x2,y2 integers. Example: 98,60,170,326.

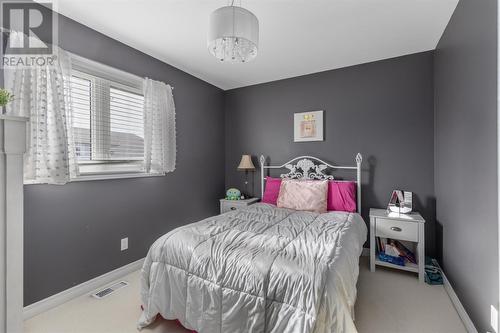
138,203,367,333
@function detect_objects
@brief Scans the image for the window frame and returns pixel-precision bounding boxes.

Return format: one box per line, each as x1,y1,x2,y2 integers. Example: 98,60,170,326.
69,53,158,181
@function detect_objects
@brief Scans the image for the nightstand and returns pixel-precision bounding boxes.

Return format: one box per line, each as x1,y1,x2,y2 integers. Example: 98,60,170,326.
369,208,425,282
220,197,259,214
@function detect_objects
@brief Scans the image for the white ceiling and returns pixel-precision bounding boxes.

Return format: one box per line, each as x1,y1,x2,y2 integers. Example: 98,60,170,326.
51,0,458,90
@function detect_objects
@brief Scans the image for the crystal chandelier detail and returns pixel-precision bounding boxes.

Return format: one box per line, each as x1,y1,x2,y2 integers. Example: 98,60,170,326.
207,3,259,63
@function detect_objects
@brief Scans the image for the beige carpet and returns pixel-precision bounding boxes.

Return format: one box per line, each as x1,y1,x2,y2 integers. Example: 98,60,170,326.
24,257,467,333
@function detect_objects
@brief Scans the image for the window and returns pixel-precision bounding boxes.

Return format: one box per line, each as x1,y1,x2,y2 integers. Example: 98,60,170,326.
71,75,92,161
109,87,144,160
70,66,145,177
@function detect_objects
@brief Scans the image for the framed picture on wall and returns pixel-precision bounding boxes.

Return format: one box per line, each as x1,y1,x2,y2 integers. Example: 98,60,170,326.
294,110,324,142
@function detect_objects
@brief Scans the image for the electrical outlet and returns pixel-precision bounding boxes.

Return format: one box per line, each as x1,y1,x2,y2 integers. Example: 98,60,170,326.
120,237,128,251
491,305,498,333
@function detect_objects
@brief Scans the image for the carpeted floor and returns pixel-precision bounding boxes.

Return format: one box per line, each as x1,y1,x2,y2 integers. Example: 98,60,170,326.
24,256,467,333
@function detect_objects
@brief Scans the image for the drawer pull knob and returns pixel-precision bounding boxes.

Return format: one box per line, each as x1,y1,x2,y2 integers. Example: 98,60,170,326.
230,207,237,210
390,226,402,232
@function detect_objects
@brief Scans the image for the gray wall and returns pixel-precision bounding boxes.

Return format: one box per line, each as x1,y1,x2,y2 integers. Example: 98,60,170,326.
20,9,225,305
224,52,436,254
434,0,498,331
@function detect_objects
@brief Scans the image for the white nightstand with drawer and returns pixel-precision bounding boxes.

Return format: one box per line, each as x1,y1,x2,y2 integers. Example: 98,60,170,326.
369,208,426,282
220,198,259,214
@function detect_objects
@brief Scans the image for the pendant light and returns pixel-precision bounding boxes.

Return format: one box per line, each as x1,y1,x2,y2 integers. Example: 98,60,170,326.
207,1,259,63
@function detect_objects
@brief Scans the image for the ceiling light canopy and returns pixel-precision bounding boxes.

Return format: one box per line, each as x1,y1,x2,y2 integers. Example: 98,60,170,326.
207,5,259,63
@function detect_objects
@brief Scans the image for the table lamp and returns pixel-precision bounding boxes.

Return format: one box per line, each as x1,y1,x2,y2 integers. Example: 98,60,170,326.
237,154,255,198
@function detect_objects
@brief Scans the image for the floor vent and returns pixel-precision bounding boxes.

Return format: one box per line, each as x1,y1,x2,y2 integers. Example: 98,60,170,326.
91,281,129,299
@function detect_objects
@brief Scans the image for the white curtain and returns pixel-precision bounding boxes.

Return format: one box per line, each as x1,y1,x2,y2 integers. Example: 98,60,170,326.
143,78,176,174
4,31,78,184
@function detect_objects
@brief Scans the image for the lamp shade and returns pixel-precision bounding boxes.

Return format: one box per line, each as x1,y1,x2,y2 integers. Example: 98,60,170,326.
237,154,255,170
208,6,259,63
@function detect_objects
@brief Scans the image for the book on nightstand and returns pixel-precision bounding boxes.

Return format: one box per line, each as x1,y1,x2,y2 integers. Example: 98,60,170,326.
376,237,416,267
378,252,405,266
390,239,417,264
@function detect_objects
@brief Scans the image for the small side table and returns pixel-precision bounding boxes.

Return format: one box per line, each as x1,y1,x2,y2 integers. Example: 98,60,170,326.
220,197,259,214
369,208,426,282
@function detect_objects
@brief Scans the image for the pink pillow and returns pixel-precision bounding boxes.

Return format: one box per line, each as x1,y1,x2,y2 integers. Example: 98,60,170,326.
277,179,328,213
327,181,357,212
262,177,282,205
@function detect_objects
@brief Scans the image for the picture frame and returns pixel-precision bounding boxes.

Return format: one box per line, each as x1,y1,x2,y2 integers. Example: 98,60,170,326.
387,190,413,214
294,110,324,142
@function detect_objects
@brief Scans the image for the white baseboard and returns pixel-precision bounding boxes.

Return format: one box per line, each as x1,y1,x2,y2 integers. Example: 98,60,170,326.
23,258,145,320
439,264,478,333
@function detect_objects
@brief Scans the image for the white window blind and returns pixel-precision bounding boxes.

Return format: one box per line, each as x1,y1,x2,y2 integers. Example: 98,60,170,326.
70,70,145,176
71,76,92,161
109,87,144,160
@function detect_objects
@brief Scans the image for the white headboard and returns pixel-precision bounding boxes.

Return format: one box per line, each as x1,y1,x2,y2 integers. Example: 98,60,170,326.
259,153,363,214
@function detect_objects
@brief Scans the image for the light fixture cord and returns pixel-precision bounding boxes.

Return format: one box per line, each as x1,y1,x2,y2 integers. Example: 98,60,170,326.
232,2,235,39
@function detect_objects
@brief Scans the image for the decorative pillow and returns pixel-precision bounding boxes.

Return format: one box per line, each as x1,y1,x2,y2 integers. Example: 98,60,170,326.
327,181,357,212
262,177,282,205
277,179,328,213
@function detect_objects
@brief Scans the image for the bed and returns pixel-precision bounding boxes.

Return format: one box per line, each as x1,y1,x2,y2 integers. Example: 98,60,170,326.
138,154,367,333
